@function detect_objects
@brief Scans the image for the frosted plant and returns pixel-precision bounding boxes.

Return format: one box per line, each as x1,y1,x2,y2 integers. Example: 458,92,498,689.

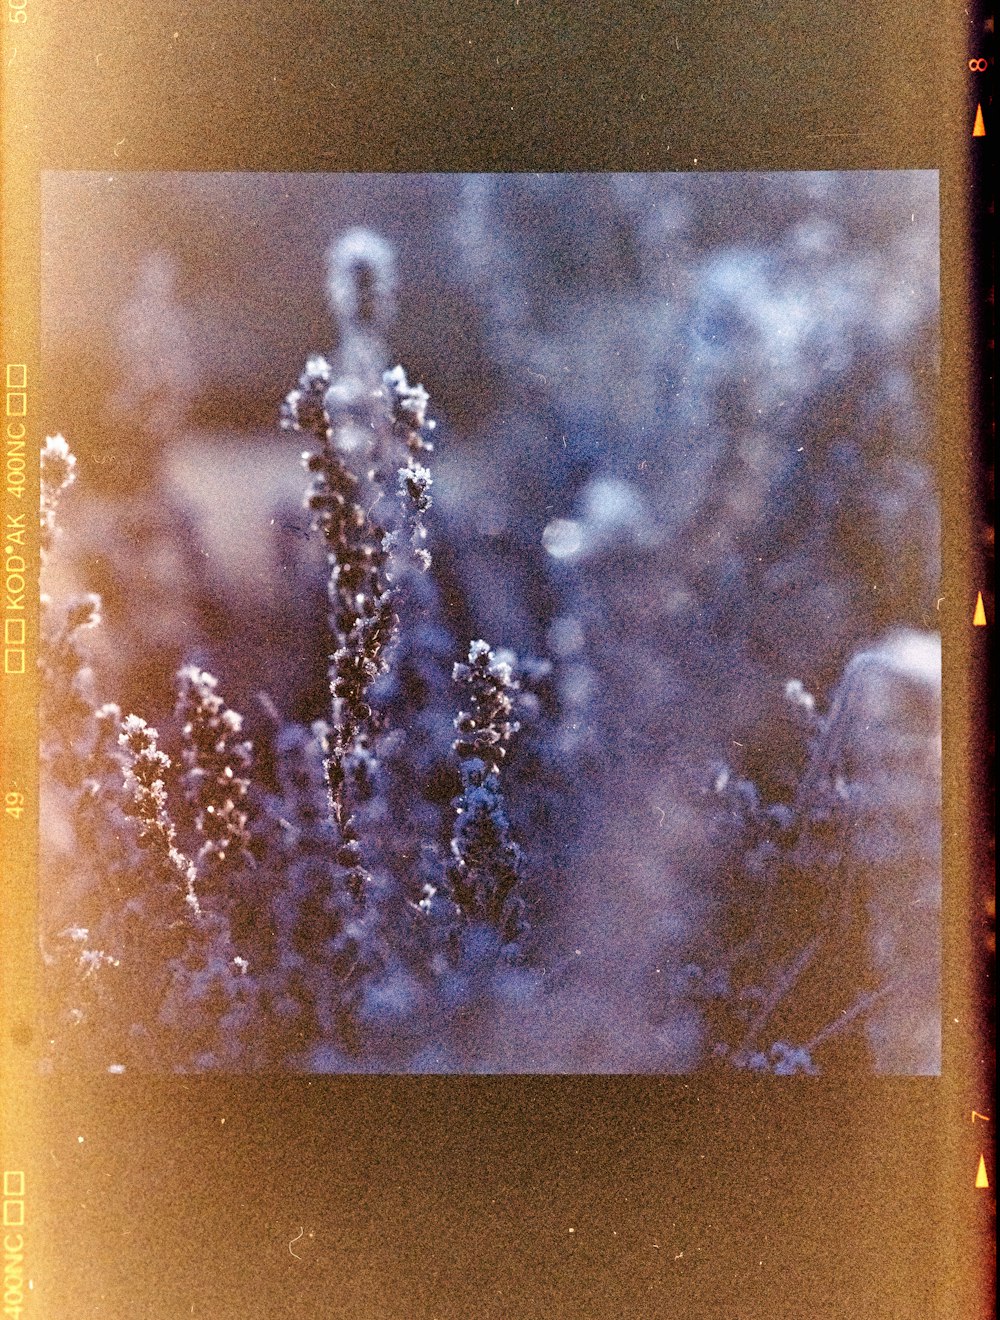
443,640,529,952
37,200,939,1077
254,719,379,1064
273,232,454,1062
118,715,201,916
113,714,256,1070
326,228,397,387
39,442,131,1064
691,629,941,1074
281,258,436,908
40,434,257,1071
40,433,76,558
39,591,102,788
40,434,99,785
176,665,253,885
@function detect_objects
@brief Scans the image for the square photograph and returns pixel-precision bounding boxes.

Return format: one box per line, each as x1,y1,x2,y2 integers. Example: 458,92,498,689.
38,170,941,1074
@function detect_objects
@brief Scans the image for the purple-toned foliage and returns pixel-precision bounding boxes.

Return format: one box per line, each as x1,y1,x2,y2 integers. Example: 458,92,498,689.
39,190,941,1072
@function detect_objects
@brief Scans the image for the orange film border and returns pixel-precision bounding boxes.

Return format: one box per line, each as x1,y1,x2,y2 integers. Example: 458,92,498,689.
1,2,42,1306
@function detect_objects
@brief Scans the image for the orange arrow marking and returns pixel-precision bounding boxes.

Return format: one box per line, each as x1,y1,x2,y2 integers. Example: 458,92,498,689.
973,104,986,137
975,1154,989,1188
973,592,987,626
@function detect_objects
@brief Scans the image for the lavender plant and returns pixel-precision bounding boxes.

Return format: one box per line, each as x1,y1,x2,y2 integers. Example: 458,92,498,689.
280,242,435,902
40,432,76,557
39,197,940,1075
114,714,257,1070
40,437,257,1071
269,235,454,1062
176,665,252,885
675,631,941,1074
442,640,529,951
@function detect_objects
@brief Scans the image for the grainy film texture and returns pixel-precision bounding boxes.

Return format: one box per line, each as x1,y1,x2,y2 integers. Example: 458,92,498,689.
38,171,941,1073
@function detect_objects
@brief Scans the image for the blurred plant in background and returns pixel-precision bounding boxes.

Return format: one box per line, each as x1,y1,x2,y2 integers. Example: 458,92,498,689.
39,173,942,1073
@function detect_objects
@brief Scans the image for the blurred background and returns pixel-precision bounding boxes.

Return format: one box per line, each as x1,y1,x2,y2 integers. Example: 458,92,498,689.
40,169,940,711
40,171,941,1071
